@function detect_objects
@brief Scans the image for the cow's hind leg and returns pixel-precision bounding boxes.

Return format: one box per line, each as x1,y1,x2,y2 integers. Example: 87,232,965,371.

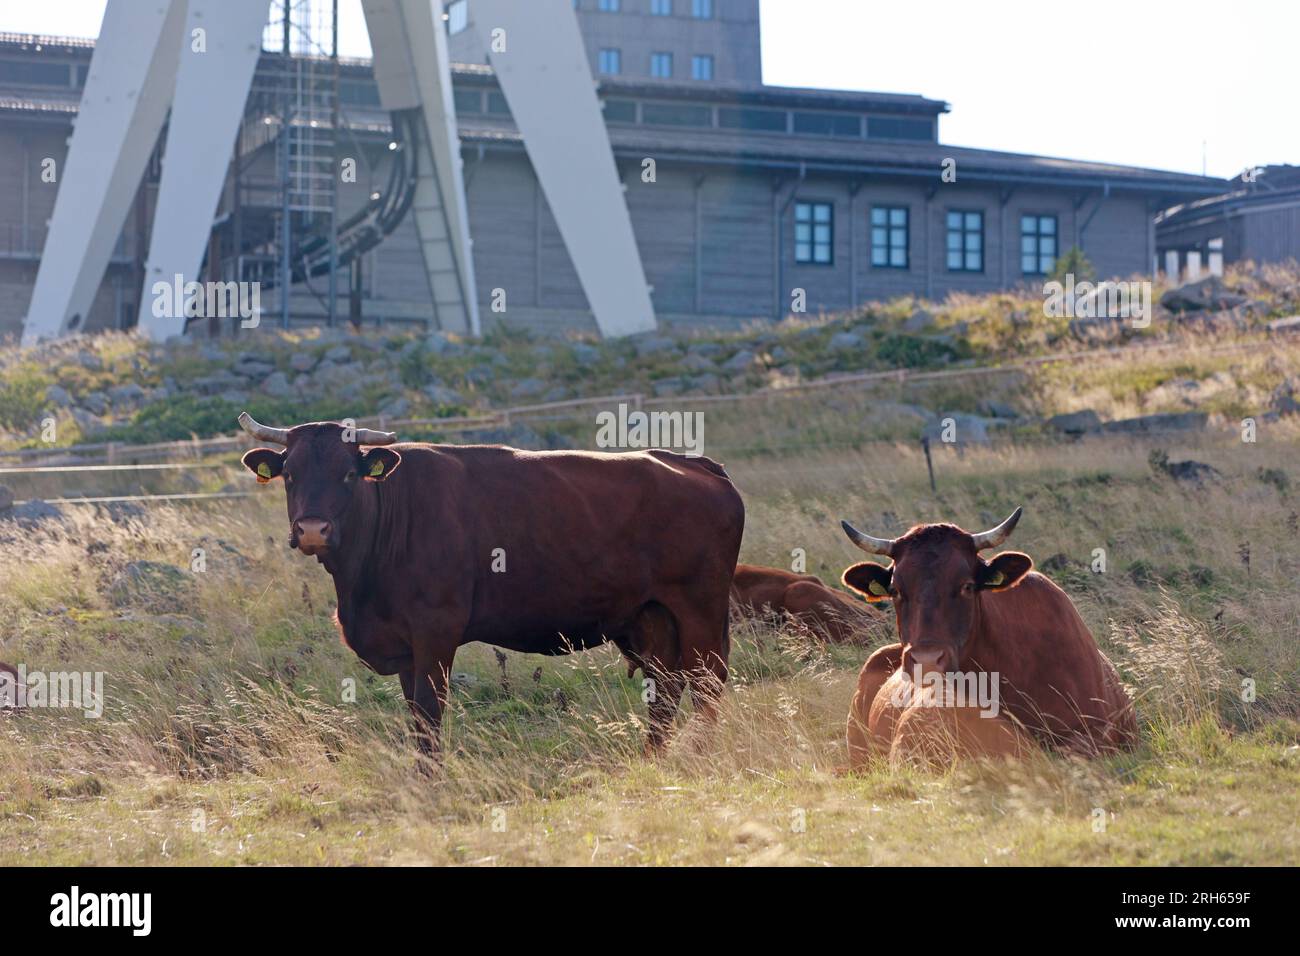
619,602,684,754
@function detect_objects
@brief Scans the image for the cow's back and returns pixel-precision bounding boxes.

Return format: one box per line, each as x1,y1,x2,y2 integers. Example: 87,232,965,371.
381,444,744,641
973,572,1135,751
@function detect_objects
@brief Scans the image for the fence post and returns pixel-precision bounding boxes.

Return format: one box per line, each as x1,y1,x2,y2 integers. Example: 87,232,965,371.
921,436,936,493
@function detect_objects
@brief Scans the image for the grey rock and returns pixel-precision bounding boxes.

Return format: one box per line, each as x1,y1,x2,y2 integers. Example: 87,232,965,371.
541,386,570,403
904,309,935,332
426,331,465,357
721,349,757,372
465,365,495,388
1069,315,1126,343
1160,275,1248,313
688,342,723,358
70,407,106,437
923,412,994,444
260,371,294,398
324,344,352,363
1047,410,1103,434
509,378,547,400
633,334,680,358
1270,377,1299,416
828,331,864,351
570,342,600,364
770,346,792,364
218,390,249,406
690,373,722,394
44,384,73,407
0,498,64,526
191,372,242,396
652,377,688,397
379,396,410,419
680,353,715,373
108,382,146,406
233,355,275,379
80,391,109,415
1101,412,1207,435
979,399,1020,420
422,383,465,406
289,351,317,373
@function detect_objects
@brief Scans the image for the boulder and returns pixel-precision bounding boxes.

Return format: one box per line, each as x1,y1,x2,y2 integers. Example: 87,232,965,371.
828,331,864,351
903,309,934,332
80,391,109,415
44,384,73,407
508,378,547,401
721,349,757,372
260,371,294,398
289,351,317,373
1102,411,1207,435
923,412,994,444
1047,410,1102,434
422,383,465,406
1160,275,1247,313
633,334,680,358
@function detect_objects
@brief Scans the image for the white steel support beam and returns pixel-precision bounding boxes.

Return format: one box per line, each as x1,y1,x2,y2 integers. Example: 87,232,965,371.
22,0,186,345
472,0,656,337
362,0,480,335
136,0,269,340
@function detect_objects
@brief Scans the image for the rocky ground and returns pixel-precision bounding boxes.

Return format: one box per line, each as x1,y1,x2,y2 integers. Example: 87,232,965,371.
0,265,1297,453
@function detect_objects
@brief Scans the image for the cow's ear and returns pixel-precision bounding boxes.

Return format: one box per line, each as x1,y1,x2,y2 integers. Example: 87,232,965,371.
242,448,284,483
842,562,893,602
979,552,1033,591
359,447,402,481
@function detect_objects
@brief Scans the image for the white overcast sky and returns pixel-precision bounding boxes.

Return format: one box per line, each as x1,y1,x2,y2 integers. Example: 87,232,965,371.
5,0,1295,179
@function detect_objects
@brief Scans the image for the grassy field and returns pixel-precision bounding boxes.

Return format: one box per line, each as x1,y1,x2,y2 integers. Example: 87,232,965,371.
1,338,1298,865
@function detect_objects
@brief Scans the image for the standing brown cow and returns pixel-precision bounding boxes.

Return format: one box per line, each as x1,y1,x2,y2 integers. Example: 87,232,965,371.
237,413,744,758
730,564,875,644
838,508,1135,767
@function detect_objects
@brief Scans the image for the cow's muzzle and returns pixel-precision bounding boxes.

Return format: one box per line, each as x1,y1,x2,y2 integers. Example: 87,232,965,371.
291,518,332,556
902,645,952,676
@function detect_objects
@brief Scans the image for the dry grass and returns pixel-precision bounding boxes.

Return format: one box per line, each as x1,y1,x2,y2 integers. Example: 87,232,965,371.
0,375,1297,865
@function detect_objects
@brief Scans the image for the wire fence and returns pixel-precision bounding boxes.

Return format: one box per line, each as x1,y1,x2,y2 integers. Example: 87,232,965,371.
0,331,1293,508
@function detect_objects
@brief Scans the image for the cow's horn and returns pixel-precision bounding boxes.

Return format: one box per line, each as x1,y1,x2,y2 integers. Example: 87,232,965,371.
841,519,896,558
238,411,289,445
352,427,397,446
970,507,1023,551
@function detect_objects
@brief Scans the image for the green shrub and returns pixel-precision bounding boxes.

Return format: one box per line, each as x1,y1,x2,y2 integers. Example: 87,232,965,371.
0,363,54,430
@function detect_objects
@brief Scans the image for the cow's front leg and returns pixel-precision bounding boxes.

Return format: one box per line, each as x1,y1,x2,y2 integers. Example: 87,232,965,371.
403,642,457,764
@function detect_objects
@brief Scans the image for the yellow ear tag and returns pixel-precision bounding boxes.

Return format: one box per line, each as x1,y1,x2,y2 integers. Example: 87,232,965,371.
987,571,1006,587
368,458,385,478
867,580,889,597
256,462,272,482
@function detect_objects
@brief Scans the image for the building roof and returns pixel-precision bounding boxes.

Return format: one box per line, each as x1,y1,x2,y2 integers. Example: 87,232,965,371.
458,121,1227,198
0,32,1227,200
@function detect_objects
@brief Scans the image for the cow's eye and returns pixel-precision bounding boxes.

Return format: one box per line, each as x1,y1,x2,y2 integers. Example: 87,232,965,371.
961,582,975,597
343,470,357,484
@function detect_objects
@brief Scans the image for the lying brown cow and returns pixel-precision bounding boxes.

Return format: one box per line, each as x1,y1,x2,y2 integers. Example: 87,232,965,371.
237,413,744,758
730,564,874,643
0,662,22,710
838,508,1135,767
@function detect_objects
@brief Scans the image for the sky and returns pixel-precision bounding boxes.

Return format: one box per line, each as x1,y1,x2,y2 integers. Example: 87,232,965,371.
4,0,1295,179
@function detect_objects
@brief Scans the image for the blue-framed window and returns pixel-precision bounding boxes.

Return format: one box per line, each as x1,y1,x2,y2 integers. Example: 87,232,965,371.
691,54,714,80
946,210,984,272
692,0,713,18
795,201,834,265
871,206,909,269
651,0,672,14
598,48,622,74
650,52,673,78
1021,214,1058,275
